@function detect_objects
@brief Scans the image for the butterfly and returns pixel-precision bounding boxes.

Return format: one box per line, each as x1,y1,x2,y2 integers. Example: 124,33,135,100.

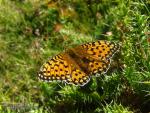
38,40,120,86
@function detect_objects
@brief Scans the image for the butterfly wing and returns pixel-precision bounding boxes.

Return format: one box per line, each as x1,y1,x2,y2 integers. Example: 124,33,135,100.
66,68,90,86
80,40,119,61
88,59,111,76
38,53,90,86
72,40,119,76
38,53,70,82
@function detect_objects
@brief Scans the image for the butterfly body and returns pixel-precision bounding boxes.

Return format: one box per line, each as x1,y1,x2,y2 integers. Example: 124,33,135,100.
38,40,119,86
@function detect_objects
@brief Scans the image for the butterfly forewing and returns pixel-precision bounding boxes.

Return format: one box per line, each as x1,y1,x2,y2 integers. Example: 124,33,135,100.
38,53,71,82
81,40,119,61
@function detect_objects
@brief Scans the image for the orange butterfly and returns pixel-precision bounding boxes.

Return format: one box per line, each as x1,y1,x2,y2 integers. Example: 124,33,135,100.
38,40,120,86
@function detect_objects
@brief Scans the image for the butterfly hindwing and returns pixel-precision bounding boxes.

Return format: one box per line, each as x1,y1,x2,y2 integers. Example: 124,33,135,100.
66,69,90,86
88,59,111,76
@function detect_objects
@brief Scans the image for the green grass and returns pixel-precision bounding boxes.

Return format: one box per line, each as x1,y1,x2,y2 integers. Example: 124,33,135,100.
0,0,150,112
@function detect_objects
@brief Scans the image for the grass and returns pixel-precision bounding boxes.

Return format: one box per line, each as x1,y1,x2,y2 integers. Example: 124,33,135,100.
0,0,150,112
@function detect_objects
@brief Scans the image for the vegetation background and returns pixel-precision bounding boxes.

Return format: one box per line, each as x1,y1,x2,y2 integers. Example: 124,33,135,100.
0,0,150,113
